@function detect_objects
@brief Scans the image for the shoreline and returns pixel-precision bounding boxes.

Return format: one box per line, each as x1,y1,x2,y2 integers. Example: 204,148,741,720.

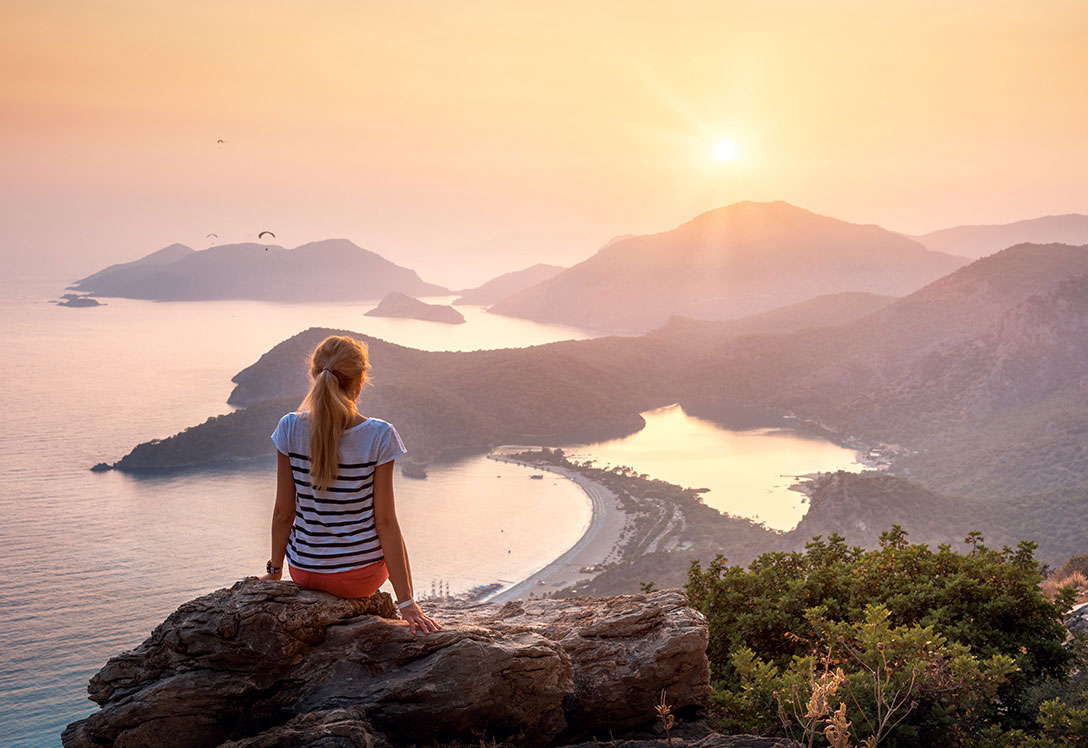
484,450,628,603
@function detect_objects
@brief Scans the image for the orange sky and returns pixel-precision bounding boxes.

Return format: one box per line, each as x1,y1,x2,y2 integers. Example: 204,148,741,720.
2,1,1086,285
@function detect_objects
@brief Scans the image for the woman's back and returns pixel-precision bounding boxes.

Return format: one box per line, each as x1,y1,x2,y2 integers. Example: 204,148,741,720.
262,334,439,634
271,412,406,573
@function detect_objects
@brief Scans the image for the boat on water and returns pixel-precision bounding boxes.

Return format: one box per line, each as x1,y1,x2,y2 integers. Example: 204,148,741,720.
530,474,544,480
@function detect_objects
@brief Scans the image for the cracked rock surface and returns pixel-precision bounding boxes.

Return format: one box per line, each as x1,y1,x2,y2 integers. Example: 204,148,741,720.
63,581,711,747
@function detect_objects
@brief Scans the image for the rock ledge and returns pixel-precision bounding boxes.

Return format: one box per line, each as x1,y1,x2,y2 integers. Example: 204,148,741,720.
63,581,720,747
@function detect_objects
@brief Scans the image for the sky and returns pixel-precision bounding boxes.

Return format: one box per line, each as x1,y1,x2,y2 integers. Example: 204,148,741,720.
2,0,1086,287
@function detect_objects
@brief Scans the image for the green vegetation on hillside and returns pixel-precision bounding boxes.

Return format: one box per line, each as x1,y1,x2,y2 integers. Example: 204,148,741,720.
685,530,1085,746
109,245,1088,570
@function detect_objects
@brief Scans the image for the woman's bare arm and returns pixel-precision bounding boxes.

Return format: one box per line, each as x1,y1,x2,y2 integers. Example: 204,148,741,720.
373,460,441,634
262,450,296,580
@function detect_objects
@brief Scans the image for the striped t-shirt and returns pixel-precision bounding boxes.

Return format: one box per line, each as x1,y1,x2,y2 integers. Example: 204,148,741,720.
271,412,407,573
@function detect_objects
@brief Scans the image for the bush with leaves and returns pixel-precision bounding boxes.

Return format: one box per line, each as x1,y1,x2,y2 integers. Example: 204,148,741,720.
729,605,1017,746
686,528,1076,745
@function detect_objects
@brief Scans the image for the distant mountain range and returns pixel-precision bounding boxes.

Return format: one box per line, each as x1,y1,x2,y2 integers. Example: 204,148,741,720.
488,201,967,332
71,239,447,301
453,263,564,306
913,213,1088,259
106,240,1088,564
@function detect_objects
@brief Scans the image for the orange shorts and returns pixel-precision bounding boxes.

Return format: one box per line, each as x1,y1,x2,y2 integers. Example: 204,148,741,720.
289,560,389,598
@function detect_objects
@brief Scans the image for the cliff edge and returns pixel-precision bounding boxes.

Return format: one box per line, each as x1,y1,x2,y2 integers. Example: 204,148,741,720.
62,581,782,748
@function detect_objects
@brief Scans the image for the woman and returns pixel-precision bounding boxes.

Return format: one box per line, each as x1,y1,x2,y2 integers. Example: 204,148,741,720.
260,335,440,635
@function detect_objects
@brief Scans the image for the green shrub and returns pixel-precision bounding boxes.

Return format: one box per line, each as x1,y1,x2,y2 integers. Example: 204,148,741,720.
685,528,1075,745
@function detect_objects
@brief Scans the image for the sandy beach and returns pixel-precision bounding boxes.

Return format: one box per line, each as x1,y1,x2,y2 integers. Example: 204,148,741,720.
485,453,629,602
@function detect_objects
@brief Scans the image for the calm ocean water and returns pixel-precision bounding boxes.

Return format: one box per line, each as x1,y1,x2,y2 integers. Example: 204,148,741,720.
0,275,595,746
0,274,860,745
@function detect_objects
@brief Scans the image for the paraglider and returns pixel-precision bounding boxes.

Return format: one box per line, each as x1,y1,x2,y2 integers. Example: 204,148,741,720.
206,233,218,239
257,231,276,251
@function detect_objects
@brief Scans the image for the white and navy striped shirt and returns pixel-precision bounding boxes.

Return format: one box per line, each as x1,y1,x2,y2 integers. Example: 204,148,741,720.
271,412,407,573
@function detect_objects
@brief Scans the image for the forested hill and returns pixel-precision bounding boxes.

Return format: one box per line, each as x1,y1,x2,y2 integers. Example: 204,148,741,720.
677,243,1088,502
108,243,1088,563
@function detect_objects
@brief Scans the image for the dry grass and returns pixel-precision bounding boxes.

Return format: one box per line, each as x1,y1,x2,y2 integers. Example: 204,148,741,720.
1041,570,1088,605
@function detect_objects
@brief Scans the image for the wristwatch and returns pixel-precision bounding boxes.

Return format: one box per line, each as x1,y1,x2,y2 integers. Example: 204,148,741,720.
266,560,282,575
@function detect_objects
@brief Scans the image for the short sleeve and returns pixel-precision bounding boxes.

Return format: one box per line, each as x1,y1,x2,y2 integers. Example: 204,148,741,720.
271,413,294,455
376,422,407,465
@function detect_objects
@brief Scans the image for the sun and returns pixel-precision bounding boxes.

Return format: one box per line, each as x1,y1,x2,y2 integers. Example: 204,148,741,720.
713,140,738,164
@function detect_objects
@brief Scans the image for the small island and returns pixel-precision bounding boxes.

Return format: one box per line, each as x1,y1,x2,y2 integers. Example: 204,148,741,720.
365,292,465,324
55,293,103,307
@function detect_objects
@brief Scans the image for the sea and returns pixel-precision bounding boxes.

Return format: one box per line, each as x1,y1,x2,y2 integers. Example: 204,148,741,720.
0,273,859,746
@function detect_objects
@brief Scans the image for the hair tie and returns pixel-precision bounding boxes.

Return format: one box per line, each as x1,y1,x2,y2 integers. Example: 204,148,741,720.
322,367,332,374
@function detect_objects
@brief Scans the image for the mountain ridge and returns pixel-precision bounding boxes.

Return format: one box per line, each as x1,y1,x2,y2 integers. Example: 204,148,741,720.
453,263,564,306
914,213,1088,259
72,238,447,301
103,243,1088,564
489,200,966,332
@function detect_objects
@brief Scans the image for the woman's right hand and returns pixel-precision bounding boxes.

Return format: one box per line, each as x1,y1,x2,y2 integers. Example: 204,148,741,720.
400,602,442,635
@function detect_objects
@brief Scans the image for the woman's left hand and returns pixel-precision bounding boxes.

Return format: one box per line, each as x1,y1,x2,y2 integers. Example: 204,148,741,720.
260,572,282,581
400,602,442,635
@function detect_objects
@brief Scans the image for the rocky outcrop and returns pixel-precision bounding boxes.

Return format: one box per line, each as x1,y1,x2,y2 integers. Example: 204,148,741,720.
433,592,711,737
63,581,713,747
1065,601,1088,637
217,706,391,747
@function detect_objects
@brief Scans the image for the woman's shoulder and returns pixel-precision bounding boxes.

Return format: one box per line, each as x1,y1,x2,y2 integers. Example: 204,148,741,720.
353,416,406,462
272,411,308,452
274,411,312,436
350,416,395,437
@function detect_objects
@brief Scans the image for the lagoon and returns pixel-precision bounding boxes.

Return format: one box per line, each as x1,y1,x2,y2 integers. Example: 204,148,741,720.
567,404,862,531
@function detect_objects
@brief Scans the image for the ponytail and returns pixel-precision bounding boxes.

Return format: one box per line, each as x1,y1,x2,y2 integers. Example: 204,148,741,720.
299,336,370,491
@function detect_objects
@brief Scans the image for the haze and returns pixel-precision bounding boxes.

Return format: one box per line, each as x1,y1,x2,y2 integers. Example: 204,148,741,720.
2,1,1086,286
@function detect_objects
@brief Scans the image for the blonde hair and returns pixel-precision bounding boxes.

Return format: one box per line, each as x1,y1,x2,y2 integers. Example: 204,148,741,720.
299,336,370,491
